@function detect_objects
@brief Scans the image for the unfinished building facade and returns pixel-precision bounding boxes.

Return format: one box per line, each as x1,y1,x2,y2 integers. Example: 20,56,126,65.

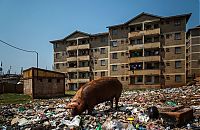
50,12,192,90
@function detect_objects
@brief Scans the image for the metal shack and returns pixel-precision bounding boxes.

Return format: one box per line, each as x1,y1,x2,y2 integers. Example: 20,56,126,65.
23,67,65,98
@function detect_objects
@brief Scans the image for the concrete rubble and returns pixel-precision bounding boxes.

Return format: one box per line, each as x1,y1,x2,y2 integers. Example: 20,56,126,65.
0,85,200,129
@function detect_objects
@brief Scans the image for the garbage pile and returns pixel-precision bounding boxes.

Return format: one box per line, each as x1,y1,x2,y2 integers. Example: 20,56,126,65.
0,85,200,129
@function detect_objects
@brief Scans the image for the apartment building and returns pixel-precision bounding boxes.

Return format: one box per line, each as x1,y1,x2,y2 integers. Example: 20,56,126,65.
108,12,191,88
50,31,91,90
90,33,109,79
186,25,200,78
50,12,192,90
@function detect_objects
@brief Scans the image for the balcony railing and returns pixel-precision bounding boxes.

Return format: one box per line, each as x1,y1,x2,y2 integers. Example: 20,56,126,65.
128,28,160,38
144,42,160,49
129,69,161,75
78,44,90,49
77,66,90,71
129,55,160,62
67,78,90,83
77,55,90,61
67,57,77,62
67,46,78,51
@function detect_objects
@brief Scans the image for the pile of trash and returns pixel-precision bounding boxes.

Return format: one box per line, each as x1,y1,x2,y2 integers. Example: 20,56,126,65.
0,85,200,129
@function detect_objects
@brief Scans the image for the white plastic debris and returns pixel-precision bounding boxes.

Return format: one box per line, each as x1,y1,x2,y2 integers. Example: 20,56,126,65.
62,115,81,127
18,118,29,126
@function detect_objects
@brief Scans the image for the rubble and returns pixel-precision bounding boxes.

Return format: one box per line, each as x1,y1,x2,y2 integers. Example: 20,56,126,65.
0,85,200,129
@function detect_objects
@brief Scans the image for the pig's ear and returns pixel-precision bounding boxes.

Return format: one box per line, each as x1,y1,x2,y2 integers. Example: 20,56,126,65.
66,102,78,109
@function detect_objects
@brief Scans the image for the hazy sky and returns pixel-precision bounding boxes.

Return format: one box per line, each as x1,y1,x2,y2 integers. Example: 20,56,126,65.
0,0,199,74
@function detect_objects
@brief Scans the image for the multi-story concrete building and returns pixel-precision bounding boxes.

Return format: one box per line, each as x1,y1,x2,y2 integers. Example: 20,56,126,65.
50,12,192,90
186,25,200,78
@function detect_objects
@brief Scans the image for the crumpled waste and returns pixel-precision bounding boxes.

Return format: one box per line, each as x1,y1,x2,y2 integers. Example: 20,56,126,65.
0,85,199,129
62,115,81,128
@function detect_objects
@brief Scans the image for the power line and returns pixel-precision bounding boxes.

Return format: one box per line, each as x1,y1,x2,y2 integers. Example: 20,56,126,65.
0,39,37,53
0,39,39,76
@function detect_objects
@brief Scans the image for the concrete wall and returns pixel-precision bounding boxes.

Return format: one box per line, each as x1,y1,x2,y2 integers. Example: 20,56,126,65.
24,79,33,96
33,78,65,98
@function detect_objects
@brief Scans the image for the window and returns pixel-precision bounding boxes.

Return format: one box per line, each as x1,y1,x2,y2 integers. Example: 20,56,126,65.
166,62,170,66
57,79,60,83
112,53,118,59
174,20,181,26
55,53,60,59
54,43,59,48
100,48,106,54
136,76,143,83
56,64,60,69
166,48,170,52
121,64,124,68
101,37,106,42
95,60,97,64
126,64,129,68
154,37,159,42
166,34,172,39
101,72,105,77
112,29,118,35
111,41,117,47
175,61,181,68
166,75,170,80
38,78,43,82
121,77,124,81
48,79,52,83
175,33,181,40
101,60,106,66
112,65,117,71
154,24,159,29
126,77,128,81
121,52,124,56
95,72,97,76
126,39,128,43
175,75,181,82
121,40,124,44
94,48,98,52
175,47,181,54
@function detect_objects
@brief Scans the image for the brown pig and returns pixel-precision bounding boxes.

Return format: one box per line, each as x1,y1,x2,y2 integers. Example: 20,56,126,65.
66,77,123,116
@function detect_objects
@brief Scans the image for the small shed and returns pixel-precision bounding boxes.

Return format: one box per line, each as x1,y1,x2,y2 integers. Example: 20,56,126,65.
23,67,65,98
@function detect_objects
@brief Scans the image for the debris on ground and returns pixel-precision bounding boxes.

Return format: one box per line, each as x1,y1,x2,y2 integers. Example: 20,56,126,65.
0,85,200,129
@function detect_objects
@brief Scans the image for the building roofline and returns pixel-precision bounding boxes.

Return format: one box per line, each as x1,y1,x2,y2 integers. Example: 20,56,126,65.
106,23,125,28
91,32,109,36
49,30,91,44
23,67,65,76
187,25,200,33
106,12,192,28
106,12,161,28
125,12,162,25
162,13,192,23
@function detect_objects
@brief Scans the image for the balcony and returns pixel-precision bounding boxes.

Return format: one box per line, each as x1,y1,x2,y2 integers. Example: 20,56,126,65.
67,78,90,83
77,55,90,61
129,55,160,62
78,44,90,49
67,57,77,62
128,28,160,38
144,42,160,49
128,44,143,50
67,67,77,72
77,66,90,71
129,69,161,75
67,46,77,51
